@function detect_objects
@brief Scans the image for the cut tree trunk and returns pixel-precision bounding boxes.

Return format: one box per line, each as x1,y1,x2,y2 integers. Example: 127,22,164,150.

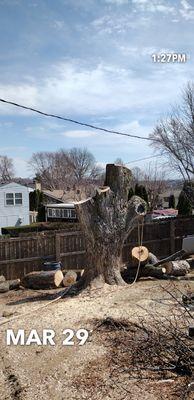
125,264,166,280
163,260,190,276
75,164,146,289
22,270,63,289
63,271,77,287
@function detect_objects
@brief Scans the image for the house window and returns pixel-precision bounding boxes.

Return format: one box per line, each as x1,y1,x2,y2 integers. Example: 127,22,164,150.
15,193,22,205
6,192,23,206
70,209,76,219
48,208,52,217
6,193,14,205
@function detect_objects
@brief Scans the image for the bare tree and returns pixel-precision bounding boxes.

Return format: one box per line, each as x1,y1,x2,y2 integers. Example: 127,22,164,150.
114,158,125,165
0,155,14,182
142,162,167,210
68,147,102,183
30,151,72,190
131,166,142,186
150,82,194,181
29,147,102,190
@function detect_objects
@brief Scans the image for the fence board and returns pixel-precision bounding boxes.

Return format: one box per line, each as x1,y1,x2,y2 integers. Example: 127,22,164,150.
0,216,194,280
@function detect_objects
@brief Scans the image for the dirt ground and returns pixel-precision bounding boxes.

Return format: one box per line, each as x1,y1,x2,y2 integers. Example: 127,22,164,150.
0,278,194,400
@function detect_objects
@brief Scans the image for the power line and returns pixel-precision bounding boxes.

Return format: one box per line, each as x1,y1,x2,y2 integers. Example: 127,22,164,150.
0,98,153,141
125,154,163,164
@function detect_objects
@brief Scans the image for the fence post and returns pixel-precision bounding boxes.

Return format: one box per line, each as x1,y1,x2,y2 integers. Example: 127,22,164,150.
170,219,175,254
55,233,61,262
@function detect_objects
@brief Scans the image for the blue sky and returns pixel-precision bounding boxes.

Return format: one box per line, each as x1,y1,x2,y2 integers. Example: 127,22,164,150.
0,0,193,177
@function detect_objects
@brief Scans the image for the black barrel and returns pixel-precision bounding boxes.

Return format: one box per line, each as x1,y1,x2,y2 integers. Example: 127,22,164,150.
42,261,62,271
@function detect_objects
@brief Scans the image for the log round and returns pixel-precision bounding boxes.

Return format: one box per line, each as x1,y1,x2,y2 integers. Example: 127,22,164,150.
22,270,63,289
132,246,149,263
63,271,77,287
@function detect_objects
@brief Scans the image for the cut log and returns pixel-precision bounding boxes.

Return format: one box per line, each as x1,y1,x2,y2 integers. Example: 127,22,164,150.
0,282,10,293
125,264,166,280
148,252,159,265
132,246,149,263
63,271,77,287
186,256,194,269
22,270,63,289
163,260,190,276
153,250,186,267
7,279,21,290
0,275,5,283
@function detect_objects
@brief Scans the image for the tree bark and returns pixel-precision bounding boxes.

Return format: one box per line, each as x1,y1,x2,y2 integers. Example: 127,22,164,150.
75,164,146,289
126,264,166,280
22,270,63,289
163,260,190,276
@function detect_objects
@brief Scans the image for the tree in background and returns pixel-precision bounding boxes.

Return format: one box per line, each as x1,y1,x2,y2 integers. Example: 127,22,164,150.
169,194,175,208
142,162,167,210
134,184,148,203
29,189,45,222
128,187,134,200
68,147,101,184
177,191,192,216
29,147,103,190
0,155,14,182
150,82,194,181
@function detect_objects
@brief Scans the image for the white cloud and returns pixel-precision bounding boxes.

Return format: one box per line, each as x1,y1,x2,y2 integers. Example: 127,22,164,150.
180,0,194,20
91,13,150,34
132,0,175,14
0,146,27,153
62,129,96,138
105,0,129,4
0,61,190,122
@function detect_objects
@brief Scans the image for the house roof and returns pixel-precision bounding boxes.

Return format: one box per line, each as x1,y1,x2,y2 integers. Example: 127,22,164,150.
43,188,87,203
0,181,33,190
152,208,178,216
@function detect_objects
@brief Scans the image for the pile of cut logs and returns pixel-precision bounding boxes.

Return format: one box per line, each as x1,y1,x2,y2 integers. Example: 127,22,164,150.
0,275,21,293
0,269,81,293
127,246,194,280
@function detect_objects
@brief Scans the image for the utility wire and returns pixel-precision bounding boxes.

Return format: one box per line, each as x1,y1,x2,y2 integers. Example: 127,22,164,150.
125,154,163,164
0,98,153,141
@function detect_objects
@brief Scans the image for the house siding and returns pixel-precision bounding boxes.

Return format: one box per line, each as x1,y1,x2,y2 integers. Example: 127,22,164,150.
0,182,30,233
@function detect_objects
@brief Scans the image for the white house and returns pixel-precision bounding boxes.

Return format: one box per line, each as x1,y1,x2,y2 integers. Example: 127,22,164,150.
0,182,31,233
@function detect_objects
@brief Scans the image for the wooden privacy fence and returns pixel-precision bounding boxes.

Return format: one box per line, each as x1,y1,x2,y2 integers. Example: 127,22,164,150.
0,216,194,280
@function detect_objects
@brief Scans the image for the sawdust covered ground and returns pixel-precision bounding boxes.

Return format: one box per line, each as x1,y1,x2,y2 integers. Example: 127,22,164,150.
0,279,193,400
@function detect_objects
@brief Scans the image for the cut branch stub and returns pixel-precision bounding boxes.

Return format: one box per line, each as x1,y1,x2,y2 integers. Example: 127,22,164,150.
75,163,147,289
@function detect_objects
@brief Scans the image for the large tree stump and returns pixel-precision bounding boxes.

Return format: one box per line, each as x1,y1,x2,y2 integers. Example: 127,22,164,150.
75,164,146,289
22,270,63,289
